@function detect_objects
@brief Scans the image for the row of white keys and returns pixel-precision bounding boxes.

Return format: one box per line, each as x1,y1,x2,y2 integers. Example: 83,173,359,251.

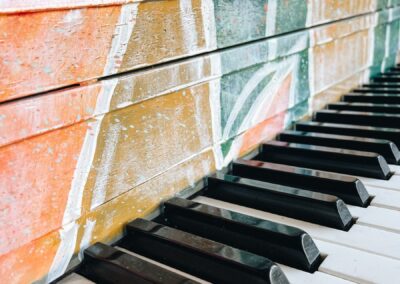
388,164,400,175
361,163,400,191
366,184,400,211
358,175,400,191
279,263,354,284
56,252,354,284
194,196,400,283
347,204,400,234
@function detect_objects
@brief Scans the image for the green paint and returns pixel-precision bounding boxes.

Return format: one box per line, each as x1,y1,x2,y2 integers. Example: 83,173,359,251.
214,0,307,48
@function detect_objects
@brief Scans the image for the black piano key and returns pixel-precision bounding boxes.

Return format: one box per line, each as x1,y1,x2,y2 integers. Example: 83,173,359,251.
296,121,400,146
204,174,353,231
78,243,198,284
372,76,400,83
277,130,400,164
161,197,322,272
352,88,400,94
342,93,400,104
232,159,370,207
365,82,400,88
122,219,289,284
314,109,400,129
257,141,391,179
327,102,400,114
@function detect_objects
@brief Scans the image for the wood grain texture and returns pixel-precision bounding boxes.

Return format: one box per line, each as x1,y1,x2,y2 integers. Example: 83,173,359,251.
1,0,398,14
2,2,400,283
0,12,383,148
0,149,216,283
0,0,393,102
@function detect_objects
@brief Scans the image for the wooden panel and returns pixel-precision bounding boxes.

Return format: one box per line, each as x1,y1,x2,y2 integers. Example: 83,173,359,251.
0,83,212,258
310,70,368,111
1,13,382,148
2,2,400,283
0,149,216,283
0,0,395,102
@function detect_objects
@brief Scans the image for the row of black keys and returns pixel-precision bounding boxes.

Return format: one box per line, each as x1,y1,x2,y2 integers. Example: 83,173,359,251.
63,69,400,283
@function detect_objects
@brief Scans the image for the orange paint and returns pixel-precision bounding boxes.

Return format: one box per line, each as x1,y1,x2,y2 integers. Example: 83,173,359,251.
0,121,88,255
0,231,60,284
0,84,102,147
0,6,120,102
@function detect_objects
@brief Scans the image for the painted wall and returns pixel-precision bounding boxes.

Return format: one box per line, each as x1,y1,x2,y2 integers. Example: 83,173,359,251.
1,1,400,283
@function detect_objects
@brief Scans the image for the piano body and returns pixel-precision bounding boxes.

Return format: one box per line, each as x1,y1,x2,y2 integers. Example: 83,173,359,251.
1,1,400,283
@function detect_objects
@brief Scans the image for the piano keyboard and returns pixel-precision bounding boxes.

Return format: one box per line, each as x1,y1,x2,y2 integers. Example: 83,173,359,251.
56,67,400,283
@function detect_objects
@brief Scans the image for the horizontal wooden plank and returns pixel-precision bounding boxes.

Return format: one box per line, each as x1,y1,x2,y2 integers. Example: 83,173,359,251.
0,12,385,148
2,3,400,284
1,0,397,101
0,229,60,284
2,0,398,14
0,83,213,257
310,70,368,112
0,111,292,283
0,14,394,261
0,148,216,283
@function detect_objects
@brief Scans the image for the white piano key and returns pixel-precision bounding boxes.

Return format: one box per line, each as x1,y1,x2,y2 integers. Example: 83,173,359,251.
316,240,400,284
57,273,95,284
279,263,354,284
389,164,400,175
348,205,400,234
367,184,400,211
194,196,400,260
359,175,400,191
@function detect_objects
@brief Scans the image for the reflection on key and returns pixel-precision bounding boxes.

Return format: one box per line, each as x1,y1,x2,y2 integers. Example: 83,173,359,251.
205,173,354,231
161,197,322,272
232,159,370,207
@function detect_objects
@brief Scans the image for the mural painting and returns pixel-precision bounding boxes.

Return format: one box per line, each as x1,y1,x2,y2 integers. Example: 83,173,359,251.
1,1,400,282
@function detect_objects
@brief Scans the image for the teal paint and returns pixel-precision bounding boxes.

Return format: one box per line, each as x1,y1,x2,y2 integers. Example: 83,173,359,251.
273,0,308,35
214,0,267,48
213,0,308,48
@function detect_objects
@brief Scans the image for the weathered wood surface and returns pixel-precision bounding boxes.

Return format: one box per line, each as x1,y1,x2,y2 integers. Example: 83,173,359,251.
1,1,400,283
0,0,395,102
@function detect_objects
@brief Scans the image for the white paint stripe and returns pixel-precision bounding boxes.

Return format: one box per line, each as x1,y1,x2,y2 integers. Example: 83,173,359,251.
62,118,102,225
49,69,118,279
208,79,222,142
383,23,392,71
87,79,120,211
90,122,121,210
47,222,79,282
288,55,301,108
180,0,198,53
103,3,139,75
265,0,277,36
201,0,217,50
193,85,210,148
94,79,120,115
305,0,313,27
221,64,277,139
238,59,296,133
78,219,96,261
209,79,223,170
62,79,118,225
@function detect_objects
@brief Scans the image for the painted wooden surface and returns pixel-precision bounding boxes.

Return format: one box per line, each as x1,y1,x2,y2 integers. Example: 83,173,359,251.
1,1,400,283
0,0,394,102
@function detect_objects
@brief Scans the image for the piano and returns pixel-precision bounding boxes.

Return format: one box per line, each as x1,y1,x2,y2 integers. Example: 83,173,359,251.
56,67,400,284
